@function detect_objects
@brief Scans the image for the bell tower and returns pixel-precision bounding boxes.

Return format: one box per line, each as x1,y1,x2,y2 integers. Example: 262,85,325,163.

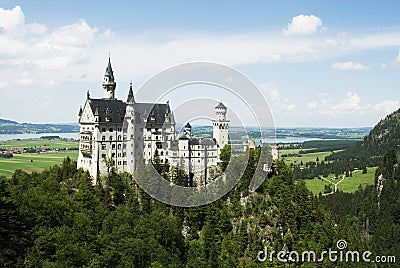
102,56,116,99
213,102,229,156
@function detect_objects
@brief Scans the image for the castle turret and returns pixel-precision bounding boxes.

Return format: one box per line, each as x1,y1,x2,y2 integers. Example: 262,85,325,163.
102,57,116,99
127,81,135,103
213,102,229,156
184,122,192,137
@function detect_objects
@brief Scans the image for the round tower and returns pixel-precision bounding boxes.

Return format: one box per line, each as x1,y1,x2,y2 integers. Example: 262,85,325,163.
213,102,229,154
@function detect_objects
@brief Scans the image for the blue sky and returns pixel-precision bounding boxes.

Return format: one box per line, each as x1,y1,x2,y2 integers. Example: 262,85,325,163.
0,1,399,127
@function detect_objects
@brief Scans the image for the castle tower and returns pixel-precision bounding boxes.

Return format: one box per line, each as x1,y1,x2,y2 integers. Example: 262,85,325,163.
125,81,136,173
102,57,116,99
213,102,229,156
184,122,192,137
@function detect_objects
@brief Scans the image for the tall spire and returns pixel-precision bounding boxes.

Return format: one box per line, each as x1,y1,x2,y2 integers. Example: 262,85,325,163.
102,55,116,99
127,81,135,103
105,56,114,81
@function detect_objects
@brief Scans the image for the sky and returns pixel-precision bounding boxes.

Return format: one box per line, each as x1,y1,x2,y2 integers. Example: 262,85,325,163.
0,0,399,127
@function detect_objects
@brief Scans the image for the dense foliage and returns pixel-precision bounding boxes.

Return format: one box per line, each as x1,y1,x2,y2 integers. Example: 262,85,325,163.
320,149,400,267
0,148,339,267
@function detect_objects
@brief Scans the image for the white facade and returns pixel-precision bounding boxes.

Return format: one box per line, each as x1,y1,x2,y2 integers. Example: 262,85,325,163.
77,58,229,184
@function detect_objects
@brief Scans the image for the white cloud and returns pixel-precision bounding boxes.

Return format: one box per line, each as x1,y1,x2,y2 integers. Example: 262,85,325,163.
258,83,296,113
375,100,400,114
0,6,24,33
307,102,317,109
283,15,322,36
318,92,366,116
335,92,362,111
331,61,369,71
0,6,46,36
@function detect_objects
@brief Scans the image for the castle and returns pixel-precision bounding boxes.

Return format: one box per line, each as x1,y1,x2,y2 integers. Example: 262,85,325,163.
77,58,229,183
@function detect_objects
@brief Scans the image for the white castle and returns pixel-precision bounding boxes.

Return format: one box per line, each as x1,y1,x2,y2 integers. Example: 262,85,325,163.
77,58,229,183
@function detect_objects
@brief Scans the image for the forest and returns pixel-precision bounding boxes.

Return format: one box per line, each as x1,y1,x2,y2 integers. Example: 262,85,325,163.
1,142,399,267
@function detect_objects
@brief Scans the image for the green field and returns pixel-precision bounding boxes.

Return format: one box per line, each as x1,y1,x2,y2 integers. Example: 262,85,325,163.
0,151,79,178
280,148,340,166
0,138,78,149
0,138,79,178
303,166,377,195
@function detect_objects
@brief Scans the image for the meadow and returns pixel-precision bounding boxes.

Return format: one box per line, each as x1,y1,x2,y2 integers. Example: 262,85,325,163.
0,138,79,178
303,166,377,195
0,138,78,149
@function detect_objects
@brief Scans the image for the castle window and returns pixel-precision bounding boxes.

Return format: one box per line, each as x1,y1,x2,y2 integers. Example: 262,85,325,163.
156,136,159,140
123,161,126,165
148,143,151,148
117,144,121,149
161,159,163,163
198,160,200,163
161,151,164,156
117,153,121,157
198,153,200,156
102,144,106,150
123,152,126,157
112,144,116,149
118,161,121,165
102,136,105,141
109,128,113,132
112,153,115,157
118,135,121,141
102,154,106,158
156,142,162,149
109,136,113,141
102,128,106,132
117,127,122,132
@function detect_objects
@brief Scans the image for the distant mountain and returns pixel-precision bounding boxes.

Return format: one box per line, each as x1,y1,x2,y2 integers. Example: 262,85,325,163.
0,118,79,134
0,118,18,125
327,108,400,164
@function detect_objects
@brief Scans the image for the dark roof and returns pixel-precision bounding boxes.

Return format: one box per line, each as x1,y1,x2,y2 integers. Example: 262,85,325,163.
188,138,216,146
185,122,191,128
135,103,173,127
199,138,216,146
215,102,226,109
88,99,126,123
105,57,114,81
179,133,189,140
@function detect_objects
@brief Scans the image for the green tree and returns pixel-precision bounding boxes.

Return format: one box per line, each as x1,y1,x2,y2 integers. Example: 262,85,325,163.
219,144,231,172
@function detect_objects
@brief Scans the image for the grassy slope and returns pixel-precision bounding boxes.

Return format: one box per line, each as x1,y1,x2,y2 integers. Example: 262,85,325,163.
304,167,377,195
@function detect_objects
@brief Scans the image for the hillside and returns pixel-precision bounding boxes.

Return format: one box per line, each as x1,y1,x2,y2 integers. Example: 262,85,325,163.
327,108,400,165
0,118,79,134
